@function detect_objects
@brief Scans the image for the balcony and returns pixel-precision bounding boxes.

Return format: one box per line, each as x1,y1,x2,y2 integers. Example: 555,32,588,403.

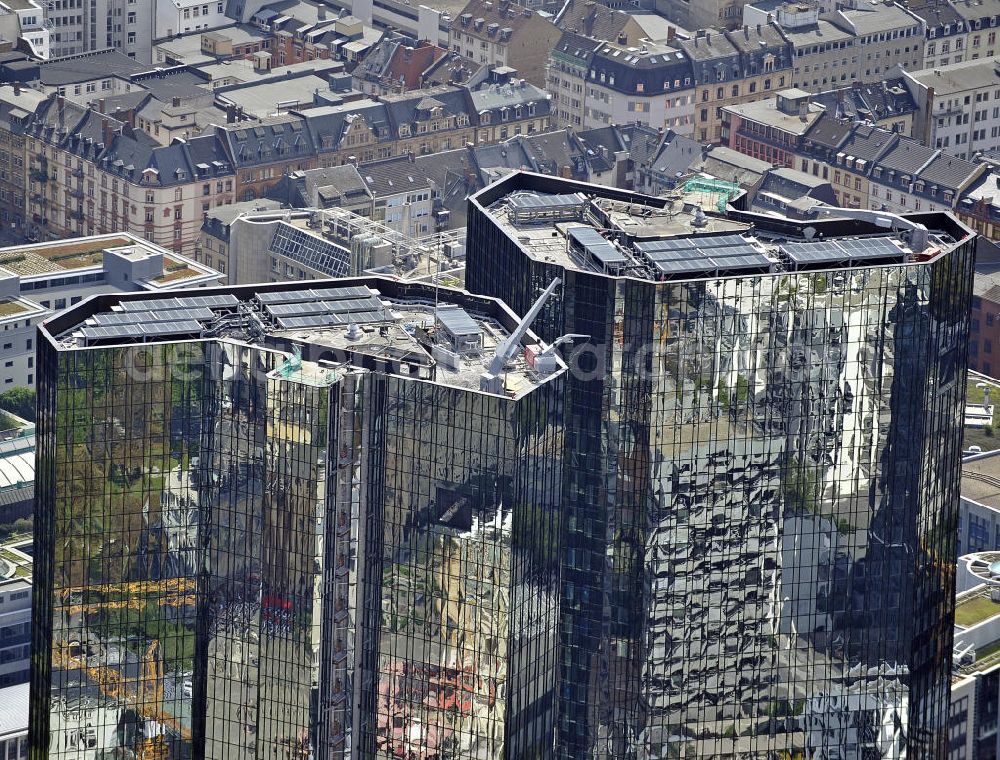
29,169,48,183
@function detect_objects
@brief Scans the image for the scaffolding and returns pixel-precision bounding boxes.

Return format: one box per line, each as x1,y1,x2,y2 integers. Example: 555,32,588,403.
683,177,741,213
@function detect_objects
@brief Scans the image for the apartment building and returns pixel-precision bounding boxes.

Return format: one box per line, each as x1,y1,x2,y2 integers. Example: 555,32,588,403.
1,0,49,59
213,114,317,202
827,0,924,79
776,0,922,92
547,30,599,128
0,87,44,241
866,138,983,213
302,80,550,169
581,39,696,133
808,79,917,136
22,97,236,256
154,0,230,39
795,114,895,208
46,0,153,61
720,88,825,168
951,0,1000,60
903,57,1000,159
680,24,793,143
968,246,1000,378
449,0,561,87
783,18,858,92
657,0,748,32
956,167,1000,240
907,0,969,68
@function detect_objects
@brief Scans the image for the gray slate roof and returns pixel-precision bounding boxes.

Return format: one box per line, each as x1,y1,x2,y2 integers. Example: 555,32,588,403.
38,49,144,86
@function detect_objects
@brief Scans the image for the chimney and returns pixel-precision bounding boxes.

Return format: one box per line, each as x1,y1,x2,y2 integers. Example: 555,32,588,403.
317,4,326,20
617,31,628,45
799,101,808,121
102,117,113,147
98,97,105,113
12,82,19,96
172,96,181,108
408,150,415,162
226,104,237,123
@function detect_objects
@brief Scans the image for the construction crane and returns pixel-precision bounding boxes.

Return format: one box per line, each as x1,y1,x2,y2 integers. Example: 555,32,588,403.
480,277,562,395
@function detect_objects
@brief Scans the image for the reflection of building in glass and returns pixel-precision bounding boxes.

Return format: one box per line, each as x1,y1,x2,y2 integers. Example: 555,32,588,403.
467,172,975,758
31,278,565,759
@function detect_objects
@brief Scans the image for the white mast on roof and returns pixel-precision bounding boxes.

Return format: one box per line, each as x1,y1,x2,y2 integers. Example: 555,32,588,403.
480,277,562,395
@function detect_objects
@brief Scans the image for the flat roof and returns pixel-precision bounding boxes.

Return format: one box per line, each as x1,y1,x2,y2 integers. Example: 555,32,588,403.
0,296,45,321
44,277,565,399
474,172,974,282
0,235,217,286
908,57,1000,94
0,435,33,491
956,585,1000,627
0,682,28,739
723,95,825,135
963,449,1000,509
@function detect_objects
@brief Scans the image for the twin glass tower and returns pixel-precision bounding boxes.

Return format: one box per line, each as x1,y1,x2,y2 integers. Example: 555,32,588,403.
32,173,975,759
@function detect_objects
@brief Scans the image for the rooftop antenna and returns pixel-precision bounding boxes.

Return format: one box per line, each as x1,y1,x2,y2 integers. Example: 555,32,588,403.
480,277,562,395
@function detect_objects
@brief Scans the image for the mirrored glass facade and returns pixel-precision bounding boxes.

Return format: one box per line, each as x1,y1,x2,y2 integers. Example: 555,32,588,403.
31,280,565,760
466,173,975,758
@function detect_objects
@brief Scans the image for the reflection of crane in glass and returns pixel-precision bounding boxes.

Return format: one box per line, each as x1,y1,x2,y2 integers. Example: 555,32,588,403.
52,636,191,742
53,579,195,745
137,640,168,760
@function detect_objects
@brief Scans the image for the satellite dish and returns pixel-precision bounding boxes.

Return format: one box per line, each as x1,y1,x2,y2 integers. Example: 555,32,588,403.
803,226,817,241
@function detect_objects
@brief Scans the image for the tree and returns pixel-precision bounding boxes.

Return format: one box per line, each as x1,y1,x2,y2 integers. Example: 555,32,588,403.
0,387,35,422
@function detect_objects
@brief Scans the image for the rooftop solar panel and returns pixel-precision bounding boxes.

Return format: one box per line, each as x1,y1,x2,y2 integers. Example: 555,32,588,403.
569,227,628,267
120,294,239,312
257,285,374,306
781,238,905,266
79,320,204,341
265,297,383,318
835,237,904,259
91,308,216,326
650,252,772,277
276,310,391,330
686,234,749,249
